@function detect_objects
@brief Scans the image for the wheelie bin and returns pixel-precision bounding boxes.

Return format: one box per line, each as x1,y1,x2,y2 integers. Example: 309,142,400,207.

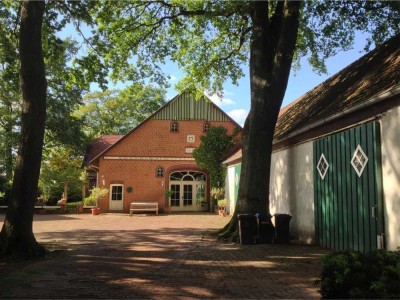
274,214,292,243
237,214,257,245
255,213,274,244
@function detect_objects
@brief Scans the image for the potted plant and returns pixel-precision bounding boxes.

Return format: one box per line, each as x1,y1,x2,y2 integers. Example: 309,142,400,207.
83,187,109,215
164,189,173,213
217,199,227,217
211,187,225,214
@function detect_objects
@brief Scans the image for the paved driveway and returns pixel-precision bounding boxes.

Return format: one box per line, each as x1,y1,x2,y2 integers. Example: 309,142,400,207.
0,213,328,299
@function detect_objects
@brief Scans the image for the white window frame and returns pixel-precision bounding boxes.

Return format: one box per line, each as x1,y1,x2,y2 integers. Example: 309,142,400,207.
110,184,124,202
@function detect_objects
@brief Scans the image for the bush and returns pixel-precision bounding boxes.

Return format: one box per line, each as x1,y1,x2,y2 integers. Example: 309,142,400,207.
317,250,400,299
83,187,109,207
217,199,227,208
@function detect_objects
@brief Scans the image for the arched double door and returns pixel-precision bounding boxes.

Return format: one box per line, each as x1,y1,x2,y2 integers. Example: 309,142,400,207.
169,171,207,212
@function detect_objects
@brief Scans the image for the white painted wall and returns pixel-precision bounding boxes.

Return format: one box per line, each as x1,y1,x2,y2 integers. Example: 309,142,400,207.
380,105,400,250
226,142,315,243
225,166,236,214
269,142,315,243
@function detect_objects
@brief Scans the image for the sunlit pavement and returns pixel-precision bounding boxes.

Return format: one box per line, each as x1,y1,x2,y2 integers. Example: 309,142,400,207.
0,213,328,299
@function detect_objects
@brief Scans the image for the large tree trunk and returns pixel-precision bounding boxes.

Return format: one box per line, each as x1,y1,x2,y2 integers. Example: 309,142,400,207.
220,1,300,239
0,1,47,257
4,120,14,182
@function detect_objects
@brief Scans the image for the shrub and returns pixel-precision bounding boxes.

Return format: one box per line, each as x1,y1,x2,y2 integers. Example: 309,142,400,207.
83,187,109,207
211,187,225,206
217,199,227,208
317,250,400,299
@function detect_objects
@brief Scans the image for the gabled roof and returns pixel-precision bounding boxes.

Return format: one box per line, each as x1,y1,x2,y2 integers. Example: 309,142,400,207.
88,91,241,164
83,135,123,167
222,148,242,165
153,91,235,122
274,34,400,141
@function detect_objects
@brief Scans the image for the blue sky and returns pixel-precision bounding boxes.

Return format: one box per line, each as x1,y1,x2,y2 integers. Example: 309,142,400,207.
164,32,372,126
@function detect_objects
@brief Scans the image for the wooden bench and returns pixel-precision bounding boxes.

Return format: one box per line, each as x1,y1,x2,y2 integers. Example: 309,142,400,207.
130,202,158,216
0,205,62,213
35,205,63,214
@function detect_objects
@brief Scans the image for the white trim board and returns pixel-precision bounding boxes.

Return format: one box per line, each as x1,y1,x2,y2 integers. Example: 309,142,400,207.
104,156,195,161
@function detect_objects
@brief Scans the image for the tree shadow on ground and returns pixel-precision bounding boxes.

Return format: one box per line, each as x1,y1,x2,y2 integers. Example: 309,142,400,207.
0,226,329,299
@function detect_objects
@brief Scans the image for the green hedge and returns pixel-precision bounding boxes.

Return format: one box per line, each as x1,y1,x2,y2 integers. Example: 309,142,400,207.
317,250,400,299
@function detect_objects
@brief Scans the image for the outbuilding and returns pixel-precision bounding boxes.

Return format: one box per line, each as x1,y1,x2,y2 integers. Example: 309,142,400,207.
224,34,400,251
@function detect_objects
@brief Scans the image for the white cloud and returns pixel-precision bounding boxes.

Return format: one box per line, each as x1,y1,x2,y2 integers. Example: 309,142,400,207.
223,89,234,96
205,92,235,107
168,75,178,82
227,109,248,126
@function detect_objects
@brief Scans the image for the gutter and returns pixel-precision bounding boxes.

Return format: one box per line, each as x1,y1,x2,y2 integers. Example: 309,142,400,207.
274,85,400,144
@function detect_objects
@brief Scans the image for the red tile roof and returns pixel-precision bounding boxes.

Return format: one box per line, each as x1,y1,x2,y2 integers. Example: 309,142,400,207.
274,34,400,141
224,34,400,164
83,135,123,167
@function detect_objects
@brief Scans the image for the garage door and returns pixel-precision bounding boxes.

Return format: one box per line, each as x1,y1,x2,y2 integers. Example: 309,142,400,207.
313,121,384,252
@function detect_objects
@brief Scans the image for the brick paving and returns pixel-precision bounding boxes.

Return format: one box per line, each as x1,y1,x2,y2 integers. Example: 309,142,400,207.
0,213,329,299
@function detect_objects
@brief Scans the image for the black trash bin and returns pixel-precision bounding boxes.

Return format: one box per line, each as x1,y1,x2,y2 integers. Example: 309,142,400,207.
237,214,257,245
274,214,292,243
255,213,274,244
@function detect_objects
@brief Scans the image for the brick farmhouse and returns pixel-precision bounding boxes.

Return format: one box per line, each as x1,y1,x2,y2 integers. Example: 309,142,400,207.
83,92,240,213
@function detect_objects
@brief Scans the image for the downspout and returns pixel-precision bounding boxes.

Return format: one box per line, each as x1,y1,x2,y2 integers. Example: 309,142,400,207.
89,164,99,187
275,86,400,144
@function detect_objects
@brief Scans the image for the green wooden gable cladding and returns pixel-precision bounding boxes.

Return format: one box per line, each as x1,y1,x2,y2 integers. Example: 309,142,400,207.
313,121,384,252
153,92,232,122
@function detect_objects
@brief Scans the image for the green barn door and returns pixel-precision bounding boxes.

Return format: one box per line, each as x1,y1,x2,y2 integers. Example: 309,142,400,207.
313,122,384,252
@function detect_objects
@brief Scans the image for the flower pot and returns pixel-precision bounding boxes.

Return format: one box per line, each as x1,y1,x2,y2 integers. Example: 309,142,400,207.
218,207,226,217
91,207,100,215
77,204,83,214
164,206,172,214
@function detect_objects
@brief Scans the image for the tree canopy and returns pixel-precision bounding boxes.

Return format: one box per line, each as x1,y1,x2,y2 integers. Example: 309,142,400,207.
73,84,166,139
88,1,399,95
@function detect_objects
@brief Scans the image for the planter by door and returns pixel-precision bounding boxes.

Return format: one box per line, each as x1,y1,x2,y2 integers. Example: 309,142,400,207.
91,207,100,215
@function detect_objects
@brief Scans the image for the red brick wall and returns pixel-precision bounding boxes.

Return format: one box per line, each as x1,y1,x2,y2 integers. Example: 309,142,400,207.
106,119,238,157
96,119,238,212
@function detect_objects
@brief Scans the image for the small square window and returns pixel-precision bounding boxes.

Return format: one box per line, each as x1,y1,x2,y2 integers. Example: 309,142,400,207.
203,122,210,132
171,121,179,132
156,166,164,177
